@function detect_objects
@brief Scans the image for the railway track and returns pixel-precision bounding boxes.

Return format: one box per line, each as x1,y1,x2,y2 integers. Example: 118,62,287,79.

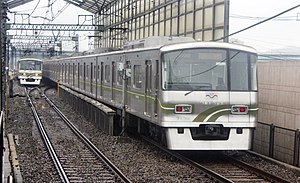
142,136,291,183
25,87,131,183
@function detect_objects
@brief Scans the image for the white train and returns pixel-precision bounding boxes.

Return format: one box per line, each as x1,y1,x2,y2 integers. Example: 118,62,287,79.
17,58,43,85
43,37,258,150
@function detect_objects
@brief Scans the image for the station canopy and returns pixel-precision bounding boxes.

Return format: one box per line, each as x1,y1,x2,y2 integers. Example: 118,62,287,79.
7,0,35,9
7,0,117,13
64,0,117,13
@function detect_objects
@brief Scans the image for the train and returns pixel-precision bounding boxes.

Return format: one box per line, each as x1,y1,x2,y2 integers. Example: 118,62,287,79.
43,37,258,150
17,58,43,85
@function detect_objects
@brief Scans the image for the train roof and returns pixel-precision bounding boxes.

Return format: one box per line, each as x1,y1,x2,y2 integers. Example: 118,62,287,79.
18,58,43,62
160,41,257,54
44,40,257,62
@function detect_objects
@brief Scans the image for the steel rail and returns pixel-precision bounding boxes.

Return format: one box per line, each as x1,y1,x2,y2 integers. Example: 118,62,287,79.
25,87,69,183
224,155,290,183
42,91,131,183
141,135,233,183
142,134,291,182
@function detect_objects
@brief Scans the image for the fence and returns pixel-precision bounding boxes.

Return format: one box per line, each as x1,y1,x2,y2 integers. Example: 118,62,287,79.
253,121,300,167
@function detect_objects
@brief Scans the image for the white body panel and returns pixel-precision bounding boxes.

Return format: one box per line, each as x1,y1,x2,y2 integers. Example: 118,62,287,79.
166,128,252,150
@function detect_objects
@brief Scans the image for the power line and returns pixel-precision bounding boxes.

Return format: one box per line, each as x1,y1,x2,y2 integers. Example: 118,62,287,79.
215,3,300,41
230,14,298,21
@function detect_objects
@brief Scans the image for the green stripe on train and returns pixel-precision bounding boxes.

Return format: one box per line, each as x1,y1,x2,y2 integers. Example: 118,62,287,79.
192,105,229,122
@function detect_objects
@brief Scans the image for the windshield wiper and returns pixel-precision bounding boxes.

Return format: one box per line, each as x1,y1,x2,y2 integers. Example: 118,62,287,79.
184,85,212,96
184,90,194,96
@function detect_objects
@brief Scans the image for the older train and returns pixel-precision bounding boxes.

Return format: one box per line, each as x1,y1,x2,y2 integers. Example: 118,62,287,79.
17,58,43,85
43,37,258,150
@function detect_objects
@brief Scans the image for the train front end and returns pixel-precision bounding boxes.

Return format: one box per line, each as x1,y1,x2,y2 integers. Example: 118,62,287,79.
17,58,43,85
159,42,258,150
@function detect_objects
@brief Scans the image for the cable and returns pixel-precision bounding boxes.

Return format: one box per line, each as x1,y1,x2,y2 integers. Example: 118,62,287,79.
22,0,41,21
230,14,298,21
215,3,300,41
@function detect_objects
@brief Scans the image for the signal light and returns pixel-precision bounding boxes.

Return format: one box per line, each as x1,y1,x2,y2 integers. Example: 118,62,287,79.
176,106,182,112
231,105,248,114
175,104,192,114
239,107,245,113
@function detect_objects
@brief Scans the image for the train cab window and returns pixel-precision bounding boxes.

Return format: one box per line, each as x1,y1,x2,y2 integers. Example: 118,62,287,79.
105,65,110,83
162,49,227,91
250,54,258,91
229,51,249,91
133,65,142,89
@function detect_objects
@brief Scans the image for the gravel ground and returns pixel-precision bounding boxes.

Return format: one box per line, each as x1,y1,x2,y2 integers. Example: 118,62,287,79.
5,83,61,183
5,81,300,182
44,87,211,182
5,82,213,182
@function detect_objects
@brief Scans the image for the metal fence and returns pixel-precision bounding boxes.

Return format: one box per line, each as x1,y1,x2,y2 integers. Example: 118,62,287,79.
253,121,300,167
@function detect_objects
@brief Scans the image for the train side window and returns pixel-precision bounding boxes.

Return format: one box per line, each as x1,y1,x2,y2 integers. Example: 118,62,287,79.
93,64,96,80
79,64,82,78
105,65,110,83
133,65,142,89
126,61,131,87
117,62,123,86
86,64,89,80
112,62,116,85
97,65,100,80
61,64,64,82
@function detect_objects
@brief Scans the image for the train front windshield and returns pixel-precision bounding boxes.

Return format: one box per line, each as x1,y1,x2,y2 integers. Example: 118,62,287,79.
162,48,257,91
19,60,42,71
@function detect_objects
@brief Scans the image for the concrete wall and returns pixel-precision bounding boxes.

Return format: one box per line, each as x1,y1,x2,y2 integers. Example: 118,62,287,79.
258,61,300,129
253,60,300,165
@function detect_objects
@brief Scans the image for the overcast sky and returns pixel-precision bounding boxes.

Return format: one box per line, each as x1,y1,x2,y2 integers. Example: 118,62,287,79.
229,0,300,53
8,0,93,51
7,0,300,53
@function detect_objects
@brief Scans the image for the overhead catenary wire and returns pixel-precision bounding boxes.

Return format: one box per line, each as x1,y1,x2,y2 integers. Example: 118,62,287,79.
215,3,300,41
230,14,299,21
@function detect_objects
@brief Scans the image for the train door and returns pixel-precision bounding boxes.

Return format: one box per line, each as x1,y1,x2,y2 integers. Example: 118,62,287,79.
100,62,104,97
154,60,159,117
96,63,99,99
93,63,96,96
78,63,80,89
64,63,67,84
68,63,70,84
84,62,86,91
145,60,152,116
125,61,131,109
90,62,93,94
61,63,63,82
95,57,100,99
72,63,75,87
112,62,116,101
228,51,251,123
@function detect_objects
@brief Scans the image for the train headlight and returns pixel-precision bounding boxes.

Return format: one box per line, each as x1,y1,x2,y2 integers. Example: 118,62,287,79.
231,105,248,114
175,104,192,114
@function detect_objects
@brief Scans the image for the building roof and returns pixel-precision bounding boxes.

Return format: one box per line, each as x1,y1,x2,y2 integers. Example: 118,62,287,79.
7,0,117,13
64,0,117,13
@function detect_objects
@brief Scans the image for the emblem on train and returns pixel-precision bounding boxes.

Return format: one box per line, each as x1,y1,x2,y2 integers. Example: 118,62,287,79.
206,93,218,99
